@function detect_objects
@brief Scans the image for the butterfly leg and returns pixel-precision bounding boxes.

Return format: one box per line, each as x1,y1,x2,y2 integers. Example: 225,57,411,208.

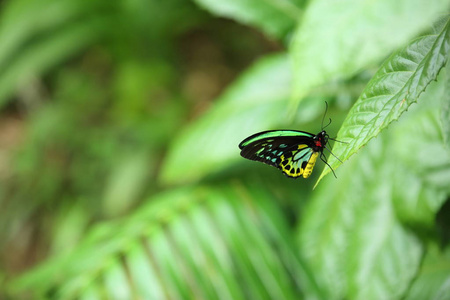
319,152,338,178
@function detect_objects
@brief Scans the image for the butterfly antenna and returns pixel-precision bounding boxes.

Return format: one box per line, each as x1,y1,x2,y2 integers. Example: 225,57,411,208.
320,152,337,178
321,102,332,130
321,101,328,129
323,118,332,129
324,145,343,163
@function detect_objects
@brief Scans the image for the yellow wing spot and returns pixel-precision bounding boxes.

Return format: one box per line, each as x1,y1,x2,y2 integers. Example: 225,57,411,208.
302,152,319,178
279,155,304,178
297,144,308,150
285,167,304,177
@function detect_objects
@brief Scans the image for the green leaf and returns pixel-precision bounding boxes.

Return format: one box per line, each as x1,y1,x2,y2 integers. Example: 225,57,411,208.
159,53,293,185
298,83,450,299
404,244,450,300
389,82,450,227
392,79,450,195
192,0,304,39
9,182,320,299
299,138,423,299
290,0,449,101
317,16,450,183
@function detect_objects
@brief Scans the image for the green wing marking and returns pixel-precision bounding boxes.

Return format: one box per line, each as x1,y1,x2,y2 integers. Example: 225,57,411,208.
279,148,318,178
239,130,314,148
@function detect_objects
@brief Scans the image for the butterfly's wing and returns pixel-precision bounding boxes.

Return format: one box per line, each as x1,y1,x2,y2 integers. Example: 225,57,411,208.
239,130,319,178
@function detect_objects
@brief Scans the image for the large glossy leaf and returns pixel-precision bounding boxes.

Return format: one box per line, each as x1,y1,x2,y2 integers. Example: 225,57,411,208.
299,140,423,300
290,0,448,100
389,79,450,227
298,86,450,299
392,80,450,195
192,0,305,39
317,16,450,183
9,181,321,299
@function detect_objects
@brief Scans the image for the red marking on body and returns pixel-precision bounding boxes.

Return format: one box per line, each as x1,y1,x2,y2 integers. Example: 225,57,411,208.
315,141,322,147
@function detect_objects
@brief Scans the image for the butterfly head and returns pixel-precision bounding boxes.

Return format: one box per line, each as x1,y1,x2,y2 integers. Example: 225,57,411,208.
313,130,328,151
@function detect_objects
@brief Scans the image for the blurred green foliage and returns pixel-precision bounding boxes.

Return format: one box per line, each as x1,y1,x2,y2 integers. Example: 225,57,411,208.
0,0,449,299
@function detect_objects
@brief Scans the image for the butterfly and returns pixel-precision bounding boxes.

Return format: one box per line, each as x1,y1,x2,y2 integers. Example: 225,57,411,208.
238,103,342,179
